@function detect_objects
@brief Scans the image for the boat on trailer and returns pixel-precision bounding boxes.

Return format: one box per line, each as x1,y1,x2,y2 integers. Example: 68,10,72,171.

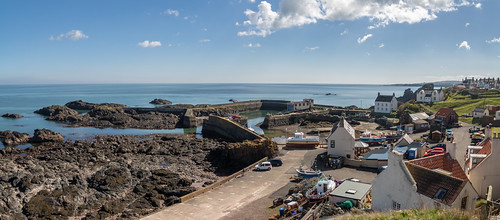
360,131,386,144
286,132,320,148
296,168,322,178
305,178,336,202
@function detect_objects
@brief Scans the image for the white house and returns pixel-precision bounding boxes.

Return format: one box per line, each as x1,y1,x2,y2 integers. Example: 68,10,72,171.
372,149,478,212
374,92,397,113
326,117,356,159
496,111,500,120
472,107,489,118
466,129,500,200
416,89,445,103
287,99,314,112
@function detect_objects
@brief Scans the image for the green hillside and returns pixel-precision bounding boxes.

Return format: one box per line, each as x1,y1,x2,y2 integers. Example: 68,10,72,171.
427,90,500,124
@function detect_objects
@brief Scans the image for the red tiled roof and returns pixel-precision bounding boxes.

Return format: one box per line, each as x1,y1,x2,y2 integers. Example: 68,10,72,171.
405,153,469,206
436,108,454,117
408,154,467,180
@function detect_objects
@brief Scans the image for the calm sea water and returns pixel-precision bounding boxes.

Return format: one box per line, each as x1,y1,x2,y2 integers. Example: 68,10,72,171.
0,84,417,148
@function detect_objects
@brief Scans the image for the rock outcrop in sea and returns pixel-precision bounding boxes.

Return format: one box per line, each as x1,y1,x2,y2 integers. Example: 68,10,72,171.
1,113,23,119
149,99,172,105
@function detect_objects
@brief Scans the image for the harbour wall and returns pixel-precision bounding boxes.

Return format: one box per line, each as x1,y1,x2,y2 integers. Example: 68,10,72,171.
261,112,340,128
202,115,265,142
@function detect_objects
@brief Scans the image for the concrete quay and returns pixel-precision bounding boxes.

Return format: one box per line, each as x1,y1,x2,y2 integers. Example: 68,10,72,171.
142,148,310,220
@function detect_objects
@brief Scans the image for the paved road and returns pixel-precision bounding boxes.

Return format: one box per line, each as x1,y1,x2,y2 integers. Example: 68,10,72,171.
142,148,313,220
452,122,474,166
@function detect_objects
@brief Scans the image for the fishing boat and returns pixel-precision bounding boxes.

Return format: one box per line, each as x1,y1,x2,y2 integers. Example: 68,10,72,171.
296,168,322,178
360,131,386,144
385,129,404,142
286,132,320,148
305,178,336,202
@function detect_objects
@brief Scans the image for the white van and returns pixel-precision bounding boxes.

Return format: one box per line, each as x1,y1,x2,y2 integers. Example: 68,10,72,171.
254,162,272,171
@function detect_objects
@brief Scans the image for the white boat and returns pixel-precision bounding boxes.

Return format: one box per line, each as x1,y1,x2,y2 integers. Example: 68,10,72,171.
286,132,320,148
305,178,336,202
360,131,386,143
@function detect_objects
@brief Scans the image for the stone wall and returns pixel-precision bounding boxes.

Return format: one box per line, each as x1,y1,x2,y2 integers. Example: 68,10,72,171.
261,112,340,128
202,116,265,142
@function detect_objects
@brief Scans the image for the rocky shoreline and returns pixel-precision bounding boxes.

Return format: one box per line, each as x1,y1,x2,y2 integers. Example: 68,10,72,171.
34,101,181,129
0,133,277,219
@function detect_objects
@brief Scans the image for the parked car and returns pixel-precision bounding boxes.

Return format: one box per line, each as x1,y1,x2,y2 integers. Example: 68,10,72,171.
254,162,272,171
431,143,447,151
424,147,445,157
268,158,283,167
446,129,453,136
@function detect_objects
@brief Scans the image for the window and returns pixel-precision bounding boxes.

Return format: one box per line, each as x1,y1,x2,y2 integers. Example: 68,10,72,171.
346,154,351,158
461,197,468,210
330,140,335,148
433,188,448,200
392,201,401,210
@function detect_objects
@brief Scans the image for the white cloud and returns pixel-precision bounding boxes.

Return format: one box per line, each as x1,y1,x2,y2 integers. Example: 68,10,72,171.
305,46,319,51
486,37,500,44
245,43,261,47
238,0,471,37
163,9,179,16
138,40,162,48
465,22,470,27
475,3,482,8
379,43,385,48
199,39,211,43
50,30,88,41
357,34,372,44
249,0,256,2
340,30,348,36
457,41,471,50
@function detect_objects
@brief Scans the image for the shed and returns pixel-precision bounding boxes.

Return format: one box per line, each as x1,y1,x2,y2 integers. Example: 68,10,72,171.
330,180,372,207
413,119,430,132
431,130,442,142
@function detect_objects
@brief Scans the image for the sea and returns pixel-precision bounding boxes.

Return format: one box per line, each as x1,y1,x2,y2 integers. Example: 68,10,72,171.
0,84,418,148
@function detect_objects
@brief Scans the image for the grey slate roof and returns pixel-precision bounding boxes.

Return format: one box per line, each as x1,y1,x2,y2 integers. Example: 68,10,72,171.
330,180,372,201
473,107,486,113
327,117,355,140
375,95,394,102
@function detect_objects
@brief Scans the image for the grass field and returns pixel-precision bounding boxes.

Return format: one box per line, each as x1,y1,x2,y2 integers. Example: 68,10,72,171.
427,90,500,125
341,209,476,220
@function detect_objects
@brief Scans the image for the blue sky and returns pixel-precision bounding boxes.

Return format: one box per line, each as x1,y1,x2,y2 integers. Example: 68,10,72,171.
0,0,499,84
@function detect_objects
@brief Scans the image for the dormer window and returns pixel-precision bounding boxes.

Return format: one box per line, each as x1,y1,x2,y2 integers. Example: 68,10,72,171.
433,188,448,200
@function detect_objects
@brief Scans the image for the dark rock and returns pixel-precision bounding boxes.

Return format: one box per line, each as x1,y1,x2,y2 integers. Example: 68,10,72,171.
34,105,78,117
149,99,172,105
29,129,64,143
0,130,31,146
229,99,238,103
65,100,127,110
88,167,130,192
1,113,23,119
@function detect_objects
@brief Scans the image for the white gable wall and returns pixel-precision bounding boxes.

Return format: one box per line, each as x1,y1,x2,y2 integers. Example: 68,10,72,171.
468,138,500,200
327,127,355,158
372,151,423,211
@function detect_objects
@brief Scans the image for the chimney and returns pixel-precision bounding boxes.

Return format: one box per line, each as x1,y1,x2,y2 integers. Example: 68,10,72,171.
485,125,492,139
378,92,380,96
393,92,395,97
446,141,457,160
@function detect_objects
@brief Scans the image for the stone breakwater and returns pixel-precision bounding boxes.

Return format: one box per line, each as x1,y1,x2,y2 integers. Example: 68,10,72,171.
0,134,277,219
33,100,290,129
260,111,341,129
